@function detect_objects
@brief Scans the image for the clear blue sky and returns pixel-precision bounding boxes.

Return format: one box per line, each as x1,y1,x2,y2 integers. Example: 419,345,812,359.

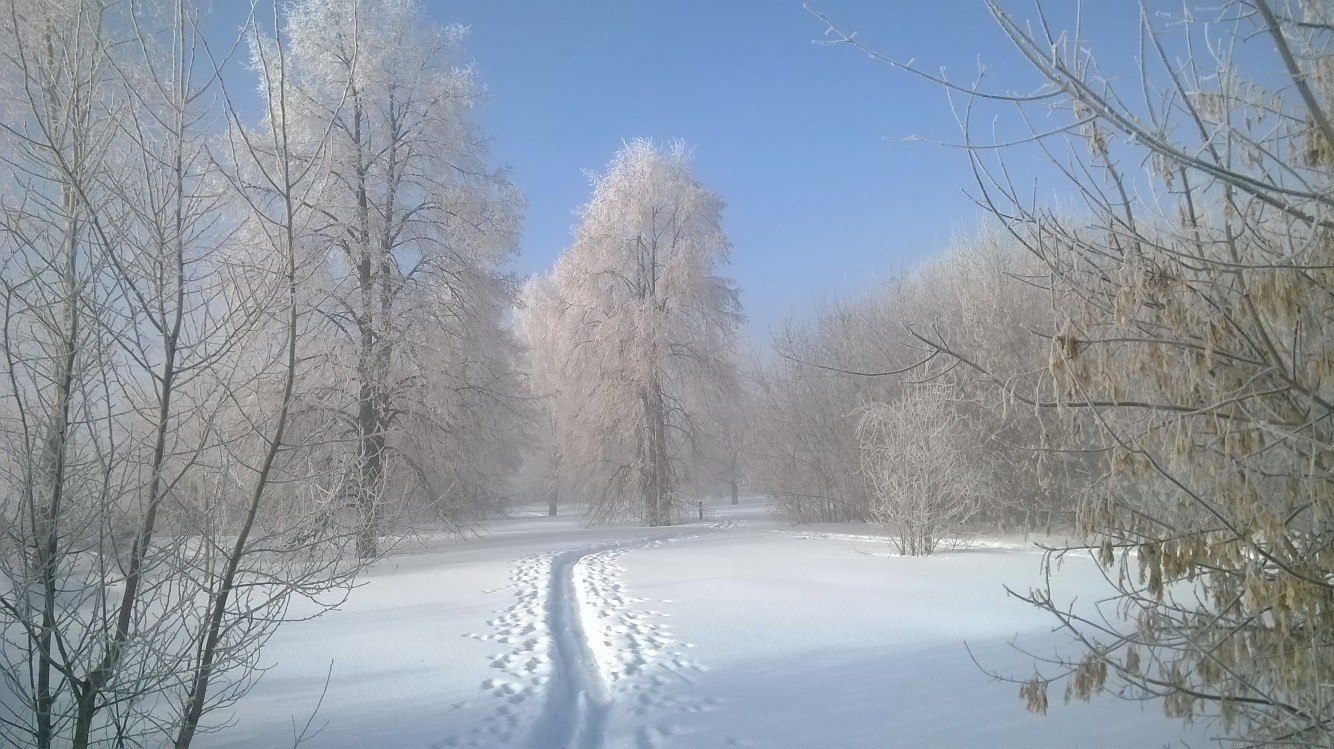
210,1,1158,342
425,1,1156,343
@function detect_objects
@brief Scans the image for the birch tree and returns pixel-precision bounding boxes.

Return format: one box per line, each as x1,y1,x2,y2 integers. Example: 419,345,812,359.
544,140,740,525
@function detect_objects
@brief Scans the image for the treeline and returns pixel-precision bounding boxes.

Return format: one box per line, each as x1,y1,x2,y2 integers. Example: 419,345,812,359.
747,232,1094,547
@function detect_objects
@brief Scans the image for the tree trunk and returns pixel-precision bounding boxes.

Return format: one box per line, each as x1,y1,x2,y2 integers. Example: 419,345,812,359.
33,192,82,749
642,378,672,527
355,401,384,560
547,450,560,517
352,100,385,561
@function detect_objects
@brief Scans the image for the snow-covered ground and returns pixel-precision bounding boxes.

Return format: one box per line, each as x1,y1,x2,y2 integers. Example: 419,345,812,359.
198,499,1204,748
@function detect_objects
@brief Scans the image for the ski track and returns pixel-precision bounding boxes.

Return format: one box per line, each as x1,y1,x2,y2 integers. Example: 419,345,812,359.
446,524,733,748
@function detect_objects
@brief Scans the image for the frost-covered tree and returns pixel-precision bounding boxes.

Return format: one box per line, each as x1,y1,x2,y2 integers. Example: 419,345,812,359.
0,4,123,745
515,275,570,517
750,308,886,523
0,2,417,745
273,0,523,555
541,140,741,525
751,232,1083,529
859,388,992,555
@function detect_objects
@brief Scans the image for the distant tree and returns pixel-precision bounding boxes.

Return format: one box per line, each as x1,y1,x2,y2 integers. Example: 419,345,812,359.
515,275,570,517
890,233,1094,535
542,140,741,525
750,233,1077,529
858,388,992,555
702,384,746,507
749,308,886,523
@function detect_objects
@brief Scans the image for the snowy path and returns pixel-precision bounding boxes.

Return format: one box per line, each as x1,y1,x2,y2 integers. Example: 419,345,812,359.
533,545,613,749
456,528,718,748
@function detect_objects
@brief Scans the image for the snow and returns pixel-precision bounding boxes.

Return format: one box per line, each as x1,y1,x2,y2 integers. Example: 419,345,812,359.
196,500,1206,748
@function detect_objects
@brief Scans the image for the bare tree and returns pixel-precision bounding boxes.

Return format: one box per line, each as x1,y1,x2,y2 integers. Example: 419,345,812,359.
0,3,121,744
750,234,1071,529
749,309,884,523
816,0,1334,743
515,275,570,517
0,2,366,746
166,4,369,744
858,387,992,555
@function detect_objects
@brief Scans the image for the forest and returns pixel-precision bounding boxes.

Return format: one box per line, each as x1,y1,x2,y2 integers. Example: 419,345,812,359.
0,0,1329,747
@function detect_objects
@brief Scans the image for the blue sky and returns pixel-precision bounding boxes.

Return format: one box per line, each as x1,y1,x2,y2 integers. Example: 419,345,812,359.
425,1,1160,342
211,1,1157,342
437,1,1015,342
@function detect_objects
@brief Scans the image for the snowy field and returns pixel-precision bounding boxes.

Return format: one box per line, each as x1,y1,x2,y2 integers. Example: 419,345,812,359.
198,500,1205,748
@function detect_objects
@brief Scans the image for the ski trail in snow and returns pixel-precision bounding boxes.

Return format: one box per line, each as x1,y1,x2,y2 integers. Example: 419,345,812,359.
448,525,733,748
535,531,721,748
574,542,719,749
531,546,614,749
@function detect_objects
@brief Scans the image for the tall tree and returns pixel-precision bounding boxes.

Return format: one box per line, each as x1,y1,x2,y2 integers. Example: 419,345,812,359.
0,3,118,744
542,140,740,525
277,0,522,556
